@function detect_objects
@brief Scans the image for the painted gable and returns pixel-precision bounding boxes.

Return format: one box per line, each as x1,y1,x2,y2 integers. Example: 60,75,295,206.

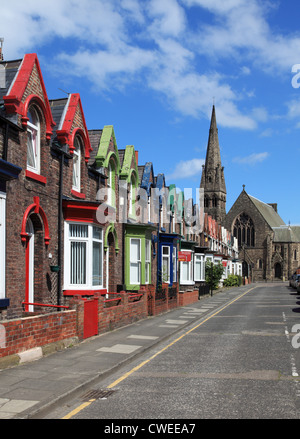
2,53,55,140
55,93,92,162
120,145,139,184
95,125,121,172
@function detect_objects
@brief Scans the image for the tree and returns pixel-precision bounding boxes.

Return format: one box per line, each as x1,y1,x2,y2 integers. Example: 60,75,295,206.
205,261,224,296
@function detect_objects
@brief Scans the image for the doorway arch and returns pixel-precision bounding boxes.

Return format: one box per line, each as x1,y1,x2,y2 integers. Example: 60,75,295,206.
274,263,282,279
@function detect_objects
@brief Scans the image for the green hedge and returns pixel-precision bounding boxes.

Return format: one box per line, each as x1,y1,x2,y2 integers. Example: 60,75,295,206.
223,274,243,287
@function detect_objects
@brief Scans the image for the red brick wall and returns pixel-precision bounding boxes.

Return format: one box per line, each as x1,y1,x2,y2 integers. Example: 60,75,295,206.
0,310,77,358
178,290,199,306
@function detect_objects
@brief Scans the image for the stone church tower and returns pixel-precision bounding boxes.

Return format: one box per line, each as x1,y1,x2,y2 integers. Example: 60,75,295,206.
200,105,226,224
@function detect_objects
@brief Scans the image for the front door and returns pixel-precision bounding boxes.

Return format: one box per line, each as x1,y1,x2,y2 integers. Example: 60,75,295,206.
26,218,34,312
275,263,282,279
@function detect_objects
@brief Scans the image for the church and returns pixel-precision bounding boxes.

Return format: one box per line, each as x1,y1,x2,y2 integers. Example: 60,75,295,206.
201,106,300,282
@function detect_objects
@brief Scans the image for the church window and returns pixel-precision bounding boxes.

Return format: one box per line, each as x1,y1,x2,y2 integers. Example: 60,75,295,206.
233,213,255,247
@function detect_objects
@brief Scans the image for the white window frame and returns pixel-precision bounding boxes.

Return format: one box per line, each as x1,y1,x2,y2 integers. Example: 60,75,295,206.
130,238,141,285
145,239,151,284
0,193,6,299
194,253,205,282
72,137,81,192
172,247,177,282
162,245,170,284
107,162,112,206
64,222,103,290
180,250,194,285
27,107,40,174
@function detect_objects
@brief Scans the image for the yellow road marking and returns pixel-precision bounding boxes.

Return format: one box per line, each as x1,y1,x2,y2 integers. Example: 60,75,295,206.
63,286,257,418
62,399,96,419
107,286,257,389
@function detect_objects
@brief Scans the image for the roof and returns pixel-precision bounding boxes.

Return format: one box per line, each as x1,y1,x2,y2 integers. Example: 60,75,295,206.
0,59,22,126
273,225,300,243
49,98,68,140
0,59,22,101
248,194,285,228
88,129,103,166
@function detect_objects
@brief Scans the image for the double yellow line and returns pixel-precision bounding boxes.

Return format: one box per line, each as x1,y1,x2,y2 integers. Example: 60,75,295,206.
63,286,257,419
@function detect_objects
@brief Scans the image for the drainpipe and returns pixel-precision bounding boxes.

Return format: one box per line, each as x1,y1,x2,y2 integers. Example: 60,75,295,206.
3,122,8,161
52,141,71,308
57,152,63,307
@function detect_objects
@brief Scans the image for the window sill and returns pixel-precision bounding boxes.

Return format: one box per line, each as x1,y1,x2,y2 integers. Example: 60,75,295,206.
180,281,195,285
63,289,106,296
71,189,86,199
25,170,47,184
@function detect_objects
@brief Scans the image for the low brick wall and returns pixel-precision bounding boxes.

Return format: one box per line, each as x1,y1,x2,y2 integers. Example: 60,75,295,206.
178,290,199,306
98,292,148,334
0,310,77,359
68,291,148,339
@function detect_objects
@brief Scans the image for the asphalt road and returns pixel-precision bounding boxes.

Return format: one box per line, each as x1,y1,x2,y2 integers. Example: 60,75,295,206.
45,282,300,421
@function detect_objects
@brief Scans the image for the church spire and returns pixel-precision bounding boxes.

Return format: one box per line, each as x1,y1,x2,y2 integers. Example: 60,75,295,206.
200,105,226,224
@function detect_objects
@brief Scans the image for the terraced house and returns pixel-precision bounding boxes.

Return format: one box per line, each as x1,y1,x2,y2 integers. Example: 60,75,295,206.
0,52,240,359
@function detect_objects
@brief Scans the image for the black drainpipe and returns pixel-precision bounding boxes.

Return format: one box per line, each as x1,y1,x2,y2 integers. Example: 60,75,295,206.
3,122,8,161
57,152,63,307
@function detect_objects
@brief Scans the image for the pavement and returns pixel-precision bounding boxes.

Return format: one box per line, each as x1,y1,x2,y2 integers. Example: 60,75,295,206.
0,284,254,419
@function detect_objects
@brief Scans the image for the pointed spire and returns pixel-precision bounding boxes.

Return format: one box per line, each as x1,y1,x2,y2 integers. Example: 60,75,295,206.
200,105,226,224
205,105,222,170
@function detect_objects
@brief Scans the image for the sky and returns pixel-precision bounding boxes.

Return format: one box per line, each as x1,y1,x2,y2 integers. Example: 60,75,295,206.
1,0,300,224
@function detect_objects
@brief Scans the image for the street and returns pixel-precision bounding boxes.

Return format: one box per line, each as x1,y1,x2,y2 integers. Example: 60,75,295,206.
45,282,300,420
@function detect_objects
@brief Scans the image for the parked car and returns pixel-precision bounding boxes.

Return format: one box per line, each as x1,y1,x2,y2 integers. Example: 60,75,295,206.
297,281,300,293
292,274,300,289
290,274,296,287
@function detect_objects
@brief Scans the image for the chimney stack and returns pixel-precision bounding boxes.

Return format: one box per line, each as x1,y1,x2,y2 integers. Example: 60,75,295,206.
135,150,138,166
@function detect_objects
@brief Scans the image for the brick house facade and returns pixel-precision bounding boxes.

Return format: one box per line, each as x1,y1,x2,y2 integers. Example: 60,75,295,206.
0,51,239,329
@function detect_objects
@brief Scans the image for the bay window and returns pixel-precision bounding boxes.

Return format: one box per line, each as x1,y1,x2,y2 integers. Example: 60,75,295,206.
172,247,177,282
130,238,141,284
65,223,103,289
162,245,170,283
180,251,194,284
145,239,151,284
194,254,205,282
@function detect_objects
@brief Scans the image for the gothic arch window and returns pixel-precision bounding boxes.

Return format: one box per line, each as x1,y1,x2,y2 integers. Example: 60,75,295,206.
233,212,255,247
72,135,83,192
27,106,41,174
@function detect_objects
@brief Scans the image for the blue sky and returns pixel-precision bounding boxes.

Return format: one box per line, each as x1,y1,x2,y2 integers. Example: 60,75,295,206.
2,0,300,224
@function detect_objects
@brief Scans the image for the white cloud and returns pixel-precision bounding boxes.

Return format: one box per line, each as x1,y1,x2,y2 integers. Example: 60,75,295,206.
166,158,205,181
2,0,299,131
233,152,270,165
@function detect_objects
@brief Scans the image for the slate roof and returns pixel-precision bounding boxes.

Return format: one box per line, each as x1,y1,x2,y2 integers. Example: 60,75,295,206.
88,129,103,167
273,225,300,243
138,165,144,183
248,194,285,228
49,98,68,140
0,59,22,126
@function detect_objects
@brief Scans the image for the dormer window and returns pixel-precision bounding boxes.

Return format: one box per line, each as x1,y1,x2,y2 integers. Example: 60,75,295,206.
27,107,40,174
72,136,82,192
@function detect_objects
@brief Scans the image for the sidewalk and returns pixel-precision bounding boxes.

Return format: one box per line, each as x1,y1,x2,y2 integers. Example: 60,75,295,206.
0,285,252,419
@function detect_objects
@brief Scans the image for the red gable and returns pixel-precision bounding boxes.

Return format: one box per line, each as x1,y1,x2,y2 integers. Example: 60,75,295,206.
3,53,55,140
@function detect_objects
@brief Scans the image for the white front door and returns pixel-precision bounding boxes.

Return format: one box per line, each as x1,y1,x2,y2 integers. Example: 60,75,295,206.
26,218,34,312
